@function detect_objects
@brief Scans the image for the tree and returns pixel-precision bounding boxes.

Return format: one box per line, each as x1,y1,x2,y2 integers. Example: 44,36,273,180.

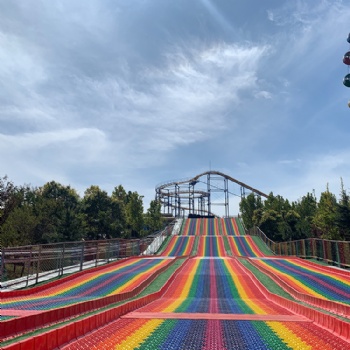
111,185,127,237
335,178,350,240
0,176,19,226
255,193,293,242
125,191,144,237
239,193,263,229
81,186,113,240
264,193,291,213
256,209,282,241
293,192,317,239
0,180,39,246
33,181,82,243
313,185,340,240
112,185,127,203
281,209,300,241
246,192,300,242
144,199,163,233
1,206,38,246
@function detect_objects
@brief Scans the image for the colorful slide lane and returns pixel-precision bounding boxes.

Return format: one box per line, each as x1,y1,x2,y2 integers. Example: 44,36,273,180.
181,218,201,235
291,257,350,280
2,257,173,312
62,258,350,350
221,218,243,236
137,258,291,315
160,236,195,256
235,217,246,235
180,217,245,236
202,218,220,236
250,258,350,306
197,236,227,257
228,236,266,257
62,318,350,350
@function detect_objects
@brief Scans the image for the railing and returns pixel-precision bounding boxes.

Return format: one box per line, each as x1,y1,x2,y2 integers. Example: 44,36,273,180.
247,226,277,253
0,224,175,290
247,226,350,268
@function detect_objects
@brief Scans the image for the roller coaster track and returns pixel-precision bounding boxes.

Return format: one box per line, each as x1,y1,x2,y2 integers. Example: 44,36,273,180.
156,170,268,198
156,170,268,217
158,189,215,216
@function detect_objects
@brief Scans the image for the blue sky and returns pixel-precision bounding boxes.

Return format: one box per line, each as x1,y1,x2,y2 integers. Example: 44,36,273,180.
1,0,350,215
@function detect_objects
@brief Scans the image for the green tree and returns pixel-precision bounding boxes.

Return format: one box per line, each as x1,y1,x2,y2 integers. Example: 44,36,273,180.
125,191,144,237
111,185,127,237
0,181,39,246
247,192,300,242
0,176,19,226
239,193,263,229
112,185,127,203
81,186,113,240
1,205,38,246
257,193,291,241
33,181,82,243
256,209,282,241
144,199,163,233
281,209,300,241
293,192,317,239
335,178,350,240
313,185,340,240
264,193,291,213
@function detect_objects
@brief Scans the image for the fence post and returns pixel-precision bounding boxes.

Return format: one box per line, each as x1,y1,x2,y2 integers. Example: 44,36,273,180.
60,243,65,276
36,245,42,284
335,241,341,267
80,242,85,271
95,241,99,267
107,241,111,263
0,246,4,283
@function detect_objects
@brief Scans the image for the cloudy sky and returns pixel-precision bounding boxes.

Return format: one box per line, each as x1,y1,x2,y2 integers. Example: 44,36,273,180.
1,0,350,214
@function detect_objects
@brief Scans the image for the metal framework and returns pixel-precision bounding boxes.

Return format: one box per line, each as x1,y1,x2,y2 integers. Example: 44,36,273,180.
155,170,268,218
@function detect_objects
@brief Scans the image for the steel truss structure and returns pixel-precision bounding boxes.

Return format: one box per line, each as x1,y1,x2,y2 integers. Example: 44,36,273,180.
155,170,268,218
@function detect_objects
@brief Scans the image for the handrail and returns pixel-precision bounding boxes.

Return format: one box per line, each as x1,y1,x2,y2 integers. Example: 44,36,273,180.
247,226,350,268
0,224,175,286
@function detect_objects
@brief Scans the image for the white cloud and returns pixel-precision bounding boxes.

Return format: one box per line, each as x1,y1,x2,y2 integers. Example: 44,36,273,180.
1,0,350,213
1,128,105,150
258,150,350,203
278,159,301,165
255,91,272,99
0,31,46,87
61,42,271,160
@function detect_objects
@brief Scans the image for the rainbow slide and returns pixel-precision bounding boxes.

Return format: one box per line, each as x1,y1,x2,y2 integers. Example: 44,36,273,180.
160,236,195,256
2,217,350,350
221,218,243,236
181,218,201,235
62,257,350,350
2,257,173,311
180,218,245,236
228,236,266,257
251,258,350,305
196,236,227,257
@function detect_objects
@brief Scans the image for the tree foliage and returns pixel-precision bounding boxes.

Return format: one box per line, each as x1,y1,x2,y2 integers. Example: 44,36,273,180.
125,191,144,238
312,185,340,240
145,200,164,233
240,181,350,242
0,177,163,247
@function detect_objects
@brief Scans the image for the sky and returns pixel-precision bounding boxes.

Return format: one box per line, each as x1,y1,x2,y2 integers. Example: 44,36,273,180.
1,0,350,215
